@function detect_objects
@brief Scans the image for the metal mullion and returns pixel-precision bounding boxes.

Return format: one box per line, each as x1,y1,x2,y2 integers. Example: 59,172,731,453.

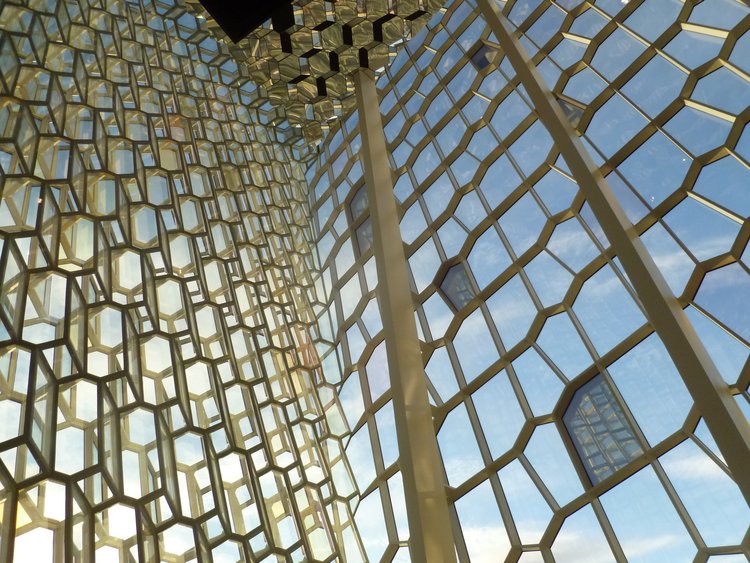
353,69,457,562
477,0,750,506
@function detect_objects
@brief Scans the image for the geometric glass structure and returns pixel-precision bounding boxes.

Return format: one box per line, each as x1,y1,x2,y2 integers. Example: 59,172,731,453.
304,0,750,561
2,0,750,561
440,263,475,310
563,376,643,484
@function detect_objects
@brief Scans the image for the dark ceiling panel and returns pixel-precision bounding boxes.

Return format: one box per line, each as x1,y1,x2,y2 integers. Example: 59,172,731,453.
197,0,295,43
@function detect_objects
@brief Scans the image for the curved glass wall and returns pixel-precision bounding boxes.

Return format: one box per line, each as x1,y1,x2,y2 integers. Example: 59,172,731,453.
1,0,750,561
307,0,750,561
0,0,360,561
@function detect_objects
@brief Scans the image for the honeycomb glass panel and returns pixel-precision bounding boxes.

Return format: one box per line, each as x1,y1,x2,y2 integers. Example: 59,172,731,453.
440,263,476,310
563,376,644,484
3,0,750,560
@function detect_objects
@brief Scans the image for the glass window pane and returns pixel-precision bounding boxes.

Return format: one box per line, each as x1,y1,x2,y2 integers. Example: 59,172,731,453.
564,376,644,484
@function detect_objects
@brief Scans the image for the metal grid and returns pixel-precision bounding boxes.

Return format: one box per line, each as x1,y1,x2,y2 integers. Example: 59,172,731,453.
0,0,364,561
182,0,444,142
1,0,750,561
306,0,750,561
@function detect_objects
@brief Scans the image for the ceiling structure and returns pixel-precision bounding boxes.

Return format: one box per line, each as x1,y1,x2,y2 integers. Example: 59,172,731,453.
195,0,296,43
0,0,749,561
186,0,443,141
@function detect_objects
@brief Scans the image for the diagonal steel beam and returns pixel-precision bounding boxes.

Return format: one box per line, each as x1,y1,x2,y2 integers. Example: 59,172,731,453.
475,0,750,506
353,69,457,562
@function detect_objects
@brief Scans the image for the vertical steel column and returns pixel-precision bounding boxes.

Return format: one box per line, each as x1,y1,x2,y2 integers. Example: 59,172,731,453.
353,69,457,562
476,0,750,505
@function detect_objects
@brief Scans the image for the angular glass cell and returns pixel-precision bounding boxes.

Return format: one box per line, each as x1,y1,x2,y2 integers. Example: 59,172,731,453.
387,472,409,541
452,309,499,382
688,0,750,29
346,323,366,364
622,54,687,118
346,424,376,492
552,505,615,563
467,126,499,161
365,340,390,402
499,459,553,544
685,306,749,386
692,67,750,115
454,191,486,231
393,173,414,203
354,490,389,563
513,347,565,416
537,312,593,378
527,5,566,46
463,94,490,124
423,172,455,220
625,0,682,41
660,439,750,547
486,274,537,351
425,347,459,401
451,151,482,185
533,168,578,215
375,402,398,469
436,114,466,154
355,218,373,254
559,98,584,127
524,250,574,308
601,466,696,561
564,67,607,105
572,265,645,356
608,334,692,445
692,155,750,217
509,121,554,177
498,192,547,256
455,481,511,562
665,105,733,156
525,423,584,505
408,238,441,293
437,218,468,258
437,403,484,486
664,197,741,262
549,37,588,68
467,225,512,289
509,0,545,25
400,200,428,244
604,172,649,224
422,291,454,338
491,90,531,138
564,376,644,484
664,29,723,69
0,180,40,231
413,142,441,185
641,222,695,296
730,30,750,75
696,263,750,342
339,374,365,431
547,217,600,272
618,132,691,206
585,94,648,158
569,9,608,38
472,370,526,458
591,28,646,81
440,263,476,310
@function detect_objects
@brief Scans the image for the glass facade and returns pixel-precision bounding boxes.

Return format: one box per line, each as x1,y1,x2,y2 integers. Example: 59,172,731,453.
0,0,749,562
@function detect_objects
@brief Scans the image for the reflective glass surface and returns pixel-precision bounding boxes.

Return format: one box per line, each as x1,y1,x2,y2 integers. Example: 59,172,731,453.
2,0,750,561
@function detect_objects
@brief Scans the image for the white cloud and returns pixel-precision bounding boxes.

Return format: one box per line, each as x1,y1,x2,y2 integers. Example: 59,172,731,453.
621,534,684,559
463,525,511,563
552,528,616,563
